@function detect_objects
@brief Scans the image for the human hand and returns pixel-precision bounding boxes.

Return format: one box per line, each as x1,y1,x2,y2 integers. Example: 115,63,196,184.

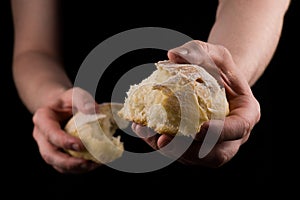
32,87,101,173
132,40,261,168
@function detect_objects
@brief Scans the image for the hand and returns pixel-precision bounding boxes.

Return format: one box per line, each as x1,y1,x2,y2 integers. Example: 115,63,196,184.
32,87,101,173
132,40,261,168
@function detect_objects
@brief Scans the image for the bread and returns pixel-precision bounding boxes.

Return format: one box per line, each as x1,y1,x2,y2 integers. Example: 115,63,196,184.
64,102,129,164
118,60,229,137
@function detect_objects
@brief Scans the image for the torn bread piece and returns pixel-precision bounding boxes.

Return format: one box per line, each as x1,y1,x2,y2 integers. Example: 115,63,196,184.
64,102,129,164
118,60,229,137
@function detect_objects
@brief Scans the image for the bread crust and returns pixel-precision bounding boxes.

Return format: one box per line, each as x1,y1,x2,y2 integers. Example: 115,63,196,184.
118,60,229,136
64,103,128,164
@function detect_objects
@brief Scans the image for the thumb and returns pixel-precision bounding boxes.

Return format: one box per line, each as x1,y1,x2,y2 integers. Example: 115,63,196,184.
167,46,190,64
167,40,223,86
71,87,98,114
167,40,212,66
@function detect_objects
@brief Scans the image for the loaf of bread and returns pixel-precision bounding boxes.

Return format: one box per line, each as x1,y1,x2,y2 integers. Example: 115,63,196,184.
118,60,230,137
64,102,129,164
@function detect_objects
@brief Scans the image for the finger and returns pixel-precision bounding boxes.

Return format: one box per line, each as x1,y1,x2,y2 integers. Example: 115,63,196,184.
33,108,85,151
167,41,224,87
156,134,196,160
179,139,242,168
196,105,259,143
33,126,98,174
63,87,98,114
167,47,190,64
221,94,260,141
221,107,259,142
132,123,160,150
52,157,100,174
131,123,157,138
53,160,99,174
168,40,253,96
191,41,252,96
157,134,174,148
132,123,243,167
168,41,211,65
168,40,226,68
200,139,242,168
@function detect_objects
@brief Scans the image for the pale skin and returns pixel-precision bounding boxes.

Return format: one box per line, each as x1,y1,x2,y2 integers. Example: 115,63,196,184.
12,0,290,172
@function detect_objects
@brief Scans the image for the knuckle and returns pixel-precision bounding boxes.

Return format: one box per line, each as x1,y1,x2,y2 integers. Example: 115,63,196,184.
242,118,252,137
217,45,232,62
254,99,261,122
41,151,53,165
32,108,46,124
51,134,68,149
212,149,230,168
32,128,39,140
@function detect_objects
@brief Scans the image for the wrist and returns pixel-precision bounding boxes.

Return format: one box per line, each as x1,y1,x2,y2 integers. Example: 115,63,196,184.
31,84,72,113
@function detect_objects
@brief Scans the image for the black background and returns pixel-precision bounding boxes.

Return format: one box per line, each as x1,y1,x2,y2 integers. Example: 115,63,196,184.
1,0,298,195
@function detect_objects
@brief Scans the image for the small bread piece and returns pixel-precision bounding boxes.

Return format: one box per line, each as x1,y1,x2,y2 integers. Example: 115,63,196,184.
64,102,129,164
118,60,229,136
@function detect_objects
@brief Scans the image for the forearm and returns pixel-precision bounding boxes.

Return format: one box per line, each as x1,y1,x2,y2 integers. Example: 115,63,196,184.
13,51,72,113
208,0,290,86
11,0,72,113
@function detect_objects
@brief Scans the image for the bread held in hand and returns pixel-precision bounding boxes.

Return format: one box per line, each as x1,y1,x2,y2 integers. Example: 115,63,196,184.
118,60,229,137
64,103,128,164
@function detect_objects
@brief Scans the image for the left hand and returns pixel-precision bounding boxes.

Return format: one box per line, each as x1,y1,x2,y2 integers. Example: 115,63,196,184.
32,87,101,173
132,40,261,168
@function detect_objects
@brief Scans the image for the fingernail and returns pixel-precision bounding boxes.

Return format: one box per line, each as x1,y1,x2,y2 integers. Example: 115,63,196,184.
72,143,81,151
171,47,188,55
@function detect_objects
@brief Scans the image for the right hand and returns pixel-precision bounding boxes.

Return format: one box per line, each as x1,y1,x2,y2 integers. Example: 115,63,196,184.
132,40,261,168
32,87,101,173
